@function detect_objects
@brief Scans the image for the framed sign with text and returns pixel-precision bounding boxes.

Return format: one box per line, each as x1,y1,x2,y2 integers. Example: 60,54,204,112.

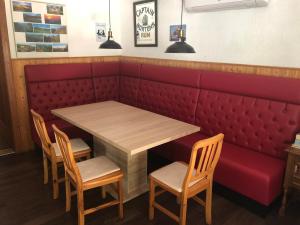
133,0,157,47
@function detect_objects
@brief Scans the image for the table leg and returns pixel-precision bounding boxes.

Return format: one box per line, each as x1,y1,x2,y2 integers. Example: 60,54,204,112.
94,137,148,201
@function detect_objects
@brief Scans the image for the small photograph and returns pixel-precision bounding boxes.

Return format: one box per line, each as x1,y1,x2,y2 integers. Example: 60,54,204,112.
25,32,44,42
33,24,50,33
52,43,68,52
16,43,35,52
95,23,106,42
44,14,61,25
170,24,186,41
51,25,67,34
47,4,64,15
36,43,52,52
44,34,60,42
14,22,33,32
23,12,42,23
12,1,32,12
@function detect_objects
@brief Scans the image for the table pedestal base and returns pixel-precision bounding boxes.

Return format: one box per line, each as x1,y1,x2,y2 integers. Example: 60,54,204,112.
94,137,148,201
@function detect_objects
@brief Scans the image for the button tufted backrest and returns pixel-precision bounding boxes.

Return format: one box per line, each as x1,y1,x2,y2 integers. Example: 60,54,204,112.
196,71,300,159
200,70,300,104
119,62,141,106
25,63,95,121
137,64,201,123
91,62,120,102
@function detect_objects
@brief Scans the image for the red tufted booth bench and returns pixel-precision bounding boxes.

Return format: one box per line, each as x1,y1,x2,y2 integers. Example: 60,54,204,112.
25,61,300,206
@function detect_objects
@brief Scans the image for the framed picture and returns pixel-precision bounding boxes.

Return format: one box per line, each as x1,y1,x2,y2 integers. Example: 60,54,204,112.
133,0,157,47
11,0,68,58
170,24,186,41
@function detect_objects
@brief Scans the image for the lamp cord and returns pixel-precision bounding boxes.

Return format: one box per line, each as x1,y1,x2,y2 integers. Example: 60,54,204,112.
180,0,183,29
109,0,111,31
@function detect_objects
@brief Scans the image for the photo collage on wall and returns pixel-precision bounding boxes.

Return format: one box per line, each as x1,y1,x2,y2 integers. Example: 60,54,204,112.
12,0,68,57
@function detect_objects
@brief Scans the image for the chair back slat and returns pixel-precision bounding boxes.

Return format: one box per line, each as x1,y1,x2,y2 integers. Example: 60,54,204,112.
52,125,82,184
31,109,53,156
183,133,224,191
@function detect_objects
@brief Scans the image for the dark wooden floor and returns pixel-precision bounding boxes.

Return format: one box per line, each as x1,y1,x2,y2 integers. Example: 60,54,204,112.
0,151,299,225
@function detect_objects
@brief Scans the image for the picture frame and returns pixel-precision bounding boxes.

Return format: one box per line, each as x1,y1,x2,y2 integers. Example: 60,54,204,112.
11,0,68,58
133,0,157,47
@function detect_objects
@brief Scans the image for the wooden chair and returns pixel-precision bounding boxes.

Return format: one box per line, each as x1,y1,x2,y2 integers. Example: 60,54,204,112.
31,109,91,199
149,133,224,225
53,125,124,225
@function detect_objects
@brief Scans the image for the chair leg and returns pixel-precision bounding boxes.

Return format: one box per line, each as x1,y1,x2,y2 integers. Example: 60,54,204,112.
180,197,188,225
43,152,49,184
149,177,155,220
117,180,124,219
65,173,71,212
205,184,212,225
51,162,59,199
77,190,85,225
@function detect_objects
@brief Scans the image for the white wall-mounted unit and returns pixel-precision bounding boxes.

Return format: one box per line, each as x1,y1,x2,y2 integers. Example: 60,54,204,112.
185,0,269,12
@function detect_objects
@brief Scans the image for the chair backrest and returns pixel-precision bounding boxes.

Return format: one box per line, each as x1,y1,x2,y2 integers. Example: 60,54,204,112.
183,133,224,191
30,109,53,156
52,125,82,184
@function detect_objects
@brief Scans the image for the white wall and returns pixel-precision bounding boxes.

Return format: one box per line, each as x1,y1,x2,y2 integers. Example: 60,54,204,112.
121,0,300,68
5,0,300,68
5,0,122,58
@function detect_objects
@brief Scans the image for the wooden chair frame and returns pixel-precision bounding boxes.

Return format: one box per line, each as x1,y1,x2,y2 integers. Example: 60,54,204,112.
31,109,91,199
149,133,224,225
53,125,124,225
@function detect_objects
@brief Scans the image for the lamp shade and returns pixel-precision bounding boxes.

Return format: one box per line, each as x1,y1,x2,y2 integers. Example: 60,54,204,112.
99,39,121,49
99,0,121,49
165,41,195,53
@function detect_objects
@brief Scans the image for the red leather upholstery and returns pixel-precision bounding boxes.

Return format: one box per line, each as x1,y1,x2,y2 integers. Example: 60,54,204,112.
119,62,141,106
25,63,95,146
92,62,119,102
138,64,200,123
24,61,300,206
164,132,285,205
195,90,300,159
201,71,300,104
25,64,95,121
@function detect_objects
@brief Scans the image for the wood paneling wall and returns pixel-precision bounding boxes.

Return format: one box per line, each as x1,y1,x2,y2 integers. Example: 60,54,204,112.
121,56,300,79
0,0,16,151
12,56,120,152
11,55,300,152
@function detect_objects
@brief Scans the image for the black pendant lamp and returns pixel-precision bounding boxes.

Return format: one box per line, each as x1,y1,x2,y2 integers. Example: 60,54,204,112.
100,0,121,49
165,0,195,53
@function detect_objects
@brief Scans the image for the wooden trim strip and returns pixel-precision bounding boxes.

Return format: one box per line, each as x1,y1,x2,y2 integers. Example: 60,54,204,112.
121,56,300,79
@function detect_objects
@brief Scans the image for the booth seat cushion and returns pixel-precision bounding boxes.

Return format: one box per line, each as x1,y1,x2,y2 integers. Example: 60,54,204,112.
31,119,92,148
92,62,119,102
214,141,286,206
119,62,141,106
158,132,285,205
195,89,300,159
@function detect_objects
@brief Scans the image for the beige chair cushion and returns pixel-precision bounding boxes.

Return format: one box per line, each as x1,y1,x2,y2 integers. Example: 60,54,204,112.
53,138,90,157
77,156,120,182
150,162,203,192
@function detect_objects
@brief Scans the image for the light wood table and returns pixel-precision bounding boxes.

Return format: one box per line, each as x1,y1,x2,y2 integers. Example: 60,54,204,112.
52,101,200,200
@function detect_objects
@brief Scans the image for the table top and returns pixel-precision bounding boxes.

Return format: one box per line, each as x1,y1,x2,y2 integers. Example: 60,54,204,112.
52,101,200,155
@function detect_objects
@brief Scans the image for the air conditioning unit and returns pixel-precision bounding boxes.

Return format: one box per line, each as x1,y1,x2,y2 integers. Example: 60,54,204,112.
185,0,269,12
